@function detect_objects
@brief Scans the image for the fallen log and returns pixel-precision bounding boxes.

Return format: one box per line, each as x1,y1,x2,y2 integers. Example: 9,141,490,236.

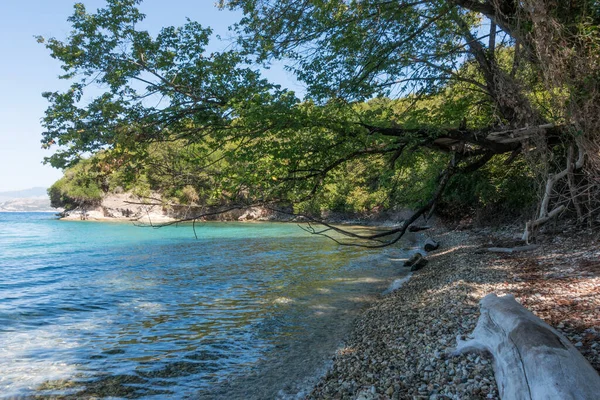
454,294,600,399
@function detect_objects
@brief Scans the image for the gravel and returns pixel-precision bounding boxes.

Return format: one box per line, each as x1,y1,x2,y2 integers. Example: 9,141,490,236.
307,224,600,399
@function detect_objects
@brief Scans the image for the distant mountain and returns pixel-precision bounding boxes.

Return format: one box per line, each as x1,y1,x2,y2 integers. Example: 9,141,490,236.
0,187,48,200
0,197,57,212
0,187,59,212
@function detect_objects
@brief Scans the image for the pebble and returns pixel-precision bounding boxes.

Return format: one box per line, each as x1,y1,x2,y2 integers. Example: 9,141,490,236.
308,226,600,400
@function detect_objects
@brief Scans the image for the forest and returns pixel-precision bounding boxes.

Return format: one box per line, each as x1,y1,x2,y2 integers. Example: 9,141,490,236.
42,0,600,244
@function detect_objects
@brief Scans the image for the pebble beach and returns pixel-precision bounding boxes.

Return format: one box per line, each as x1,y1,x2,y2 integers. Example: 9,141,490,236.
308,225,600,399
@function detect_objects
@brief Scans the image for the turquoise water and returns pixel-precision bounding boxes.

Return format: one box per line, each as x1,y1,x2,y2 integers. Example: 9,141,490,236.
0,212,404,399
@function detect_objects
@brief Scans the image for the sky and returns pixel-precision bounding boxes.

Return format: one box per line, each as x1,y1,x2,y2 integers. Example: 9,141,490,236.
0,0,299,192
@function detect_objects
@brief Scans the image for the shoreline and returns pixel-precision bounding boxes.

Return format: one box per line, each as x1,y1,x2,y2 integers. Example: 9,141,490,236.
308,225,600,399
15,208,599,397
54,193,419,226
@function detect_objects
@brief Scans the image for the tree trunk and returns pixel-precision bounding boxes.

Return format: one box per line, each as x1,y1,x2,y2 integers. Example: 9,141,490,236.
454,294,600,399
523,142,586,242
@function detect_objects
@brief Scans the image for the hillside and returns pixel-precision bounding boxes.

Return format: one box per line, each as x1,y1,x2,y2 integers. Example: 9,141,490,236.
0,187,48,201
0,188,57,212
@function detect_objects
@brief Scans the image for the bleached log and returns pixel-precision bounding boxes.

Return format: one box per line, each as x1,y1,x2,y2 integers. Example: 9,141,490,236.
522,205,565,242
454,294,600,400
523,140,585,242
486,123,555,141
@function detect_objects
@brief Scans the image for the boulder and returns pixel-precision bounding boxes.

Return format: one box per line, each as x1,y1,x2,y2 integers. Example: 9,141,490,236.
423,238,439,251
404,253,428,271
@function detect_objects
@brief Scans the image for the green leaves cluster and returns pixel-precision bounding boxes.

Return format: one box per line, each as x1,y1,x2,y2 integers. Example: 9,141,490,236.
48,159,104,210
39,0,282,169
43,0,566,221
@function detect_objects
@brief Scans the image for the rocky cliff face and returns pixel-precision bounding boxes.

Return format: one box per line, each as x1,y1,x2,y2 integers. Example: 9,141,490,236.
59,193,294,223
58,192,410,224
60,193,174,223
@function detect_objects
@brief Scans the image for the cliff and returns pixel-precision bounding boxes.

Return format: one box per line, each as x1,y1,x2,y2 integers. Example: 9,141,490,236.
58,193,295,223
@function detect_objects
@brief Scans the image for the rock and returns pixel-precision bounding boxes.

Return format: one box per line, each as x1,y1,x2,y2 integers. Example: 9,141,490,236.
306,226,531,400
355,390,376,400
411,255,429,271
403,252,422,267
424,238,440,251
238,207,268,221
404,252,429,271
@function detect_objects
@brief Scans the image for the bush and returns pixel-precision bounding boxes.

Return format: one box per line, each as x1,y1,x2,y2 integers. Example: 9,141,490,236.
48,160,104,210
439,155,537,222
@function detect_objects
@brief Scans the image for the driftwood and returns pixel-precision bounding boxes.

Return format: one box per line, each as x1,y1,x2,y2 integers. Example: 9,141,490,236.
523,205,566,243
454,294,600,399
486,245,539,253
523,142,585,242
423,238,439,251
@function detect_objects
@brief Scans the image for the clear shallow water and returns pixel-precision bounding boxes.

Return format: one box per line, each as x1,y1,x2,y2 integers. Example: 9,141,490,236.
0,212,406,399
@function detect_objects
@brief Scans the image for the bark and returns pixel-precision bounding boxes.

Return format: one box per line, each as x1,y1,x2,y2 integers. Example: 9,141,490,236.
454,293,600,400
522,141,585,242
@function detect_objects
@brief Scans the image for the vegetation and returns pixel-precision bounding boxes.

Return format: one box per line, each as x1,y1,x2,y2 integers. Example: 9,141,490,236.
48,159,104,210
41,0,600,244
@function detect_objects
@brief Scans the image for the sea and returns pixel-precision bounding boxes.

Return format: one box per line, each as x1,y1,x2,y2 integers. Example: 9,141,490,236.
0,212,407,399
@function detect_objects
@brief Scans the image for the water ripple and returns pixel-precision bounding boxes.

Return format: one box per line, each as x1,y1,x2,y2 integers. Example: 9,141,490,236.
0,213,406,399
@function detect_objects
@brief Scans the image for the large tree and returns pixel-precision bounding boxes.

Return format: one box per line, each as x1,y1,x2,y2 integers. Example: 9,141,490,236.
41,0,600,244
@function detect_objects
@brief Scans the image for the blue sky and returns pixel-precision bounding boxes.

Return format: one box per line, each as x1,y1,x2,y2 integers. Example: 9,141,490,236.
0,0,299,192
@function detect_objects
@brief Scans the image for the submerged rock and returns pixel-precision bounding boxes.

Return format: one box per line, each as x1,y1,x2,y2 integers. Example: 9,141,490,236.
404,253,429,271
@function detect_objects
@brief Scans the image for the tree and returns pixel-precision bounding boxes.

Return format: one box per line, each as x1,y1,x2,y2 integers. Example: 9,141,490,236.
41,0,600,244
224,0,600,238
48,158,104,211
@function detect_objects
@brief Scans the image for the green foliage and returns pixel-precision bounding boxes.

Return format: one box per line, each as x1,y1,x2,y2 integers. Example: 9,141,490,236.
48,159,104,210
43,1,565,223
441,156,537,221
224,0,471,102
38,0,283,169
